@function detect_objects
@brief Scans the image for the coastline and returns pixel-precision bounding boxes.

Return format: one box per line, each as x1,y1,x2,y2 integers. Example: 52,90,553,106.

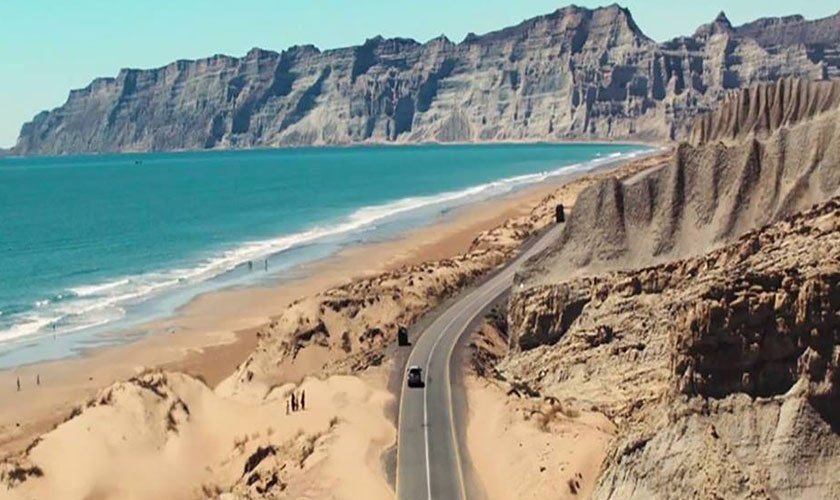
2,138,667,159
0,143,653,356
0,149,669,466
0,175,573,457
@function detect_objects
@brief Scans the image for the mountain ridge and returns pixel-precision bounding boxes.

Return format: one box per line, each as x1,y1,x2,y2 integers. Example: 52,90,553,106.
13,4,840,156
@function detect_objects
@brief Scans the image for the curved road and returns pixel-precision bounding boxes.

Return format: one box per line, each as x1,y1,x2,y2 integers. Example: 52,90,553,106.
396,223,565,500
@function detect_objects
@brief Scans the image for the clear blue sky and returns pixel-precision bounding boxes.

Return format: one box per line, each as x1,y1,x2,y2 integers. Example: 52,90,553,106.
1,0,838,147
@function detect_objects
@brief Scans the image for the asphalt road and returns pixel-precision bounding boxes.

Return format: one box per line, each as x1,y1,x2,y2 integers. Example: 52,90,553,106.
396,223,565,500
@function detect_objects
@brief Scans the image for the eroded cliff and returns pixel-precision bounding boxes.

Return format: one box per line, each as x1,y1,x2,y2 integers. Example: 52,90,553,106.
504,199,840,499
519,78,840,288
500,76,840,499
13,5,840,155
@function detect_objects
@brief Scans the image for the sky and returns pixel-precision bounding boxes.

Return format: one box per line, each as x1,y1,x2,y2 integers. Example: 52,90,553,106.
1,0,838,147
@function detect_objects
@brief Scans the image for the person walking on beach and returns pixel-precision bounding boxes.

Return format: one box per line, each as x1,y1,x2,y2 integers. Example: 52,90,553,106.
291,392,297,412
36,374,40,386
16,377,20,392
300,390,306,411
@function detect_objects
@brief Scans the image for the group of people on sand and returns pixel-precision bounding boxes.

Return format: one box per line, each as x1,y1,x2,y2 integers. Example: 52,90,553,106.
16,374,40,391
286,389,306,414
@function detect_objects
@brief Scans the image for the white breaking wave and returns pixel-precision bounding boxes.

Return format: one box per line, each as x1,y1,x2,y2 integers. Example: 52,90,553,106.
0,149,648,345
69,278,131,297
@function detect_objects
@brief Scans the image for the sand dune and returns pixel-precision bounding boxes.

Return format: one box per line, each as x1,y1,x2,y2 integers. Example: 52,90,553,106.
0,367,395,499
465,376,614,500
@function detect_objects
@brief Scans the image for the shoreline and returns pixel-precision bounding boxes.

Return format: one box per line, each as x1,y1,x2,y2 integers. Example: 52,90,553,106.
2,138,665,160
0,174,575,457
0,150,668,462
0,144,655,359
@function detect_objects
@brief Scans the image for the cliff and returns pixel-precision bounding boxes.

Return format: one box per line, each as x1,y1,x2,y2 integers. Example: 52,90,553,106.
689,78,840,144
519,78,840,287
504,198,840,498
13,4,840,155
500,76,840,498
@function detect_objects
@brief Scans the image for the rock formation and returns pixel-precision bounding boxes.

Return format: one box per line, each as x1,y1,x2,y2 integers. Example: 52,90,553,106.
13,5,840,155
501,77,840,498
519,78,840,287
503,198,840,498
689,78,840,145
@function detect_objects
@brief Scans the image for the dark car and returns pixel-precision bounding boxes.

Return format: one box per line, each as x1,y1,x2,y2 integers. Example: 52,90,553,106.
407,366,424,388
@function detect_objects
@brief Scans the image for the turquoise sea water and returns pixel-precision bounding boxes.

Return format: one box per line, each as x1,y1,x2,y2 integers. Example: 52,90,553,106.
0,143,647,367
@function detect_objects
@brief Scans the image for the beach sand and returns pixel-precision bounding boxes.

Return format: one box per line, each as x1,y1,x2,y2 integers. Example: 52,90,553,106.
1,364,396,499
465,376,615,500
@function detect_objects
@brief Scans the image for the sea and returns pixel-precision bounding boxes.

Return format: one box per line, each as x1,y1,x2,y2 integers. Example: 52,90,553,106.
0,143,649,368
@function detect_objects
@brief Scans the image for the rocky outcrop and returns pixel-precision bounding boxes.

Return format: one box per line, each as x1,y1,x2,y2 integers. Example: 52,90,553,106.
519,78,840,288
13,5,840,155
734,11,840,53
503,199,840,499
689,78,840,144
499,75,840,498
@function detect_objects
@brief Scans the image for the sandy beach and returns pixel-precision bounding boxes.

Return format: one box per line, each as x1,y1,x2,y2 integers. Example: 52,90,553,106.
0,176,571,458
0,151,670,499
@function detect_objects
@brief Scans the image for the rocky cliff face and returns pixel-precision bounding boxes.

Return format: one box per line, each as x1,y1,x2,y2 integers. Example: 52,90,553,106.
689,78,840,144
13,5,840,155
519,78,840,288
501,77,840,497
503,198,840,499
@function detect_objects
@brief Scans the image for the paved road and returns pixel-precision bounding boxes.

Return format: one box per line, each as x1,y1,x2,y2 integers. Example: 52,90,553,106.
396,223,565,500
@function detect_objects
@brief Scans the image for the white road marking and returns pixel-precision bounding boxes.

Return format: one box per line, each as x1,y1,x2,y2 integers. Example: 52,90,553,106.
410,224,563,499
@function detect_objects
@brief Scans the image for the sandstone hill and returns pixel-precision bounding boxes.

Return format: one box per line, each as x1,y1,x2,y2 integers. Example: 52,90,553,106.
13,5,840,155
503,197,840,498
689,78,840,145
519,78,840,288
498,76,840,498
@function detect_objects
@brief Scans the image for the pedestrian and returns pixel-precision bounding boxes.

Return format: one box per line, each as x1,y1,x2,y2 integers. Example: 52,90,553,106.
291,392,297,412
16,377,20,392
300,390,306,411
36,374,40,386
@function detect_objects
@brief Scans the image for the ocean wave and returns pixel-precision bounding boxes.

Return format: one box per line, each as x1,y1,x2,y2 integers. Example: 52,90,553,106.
69,278,131,297
0,149,647,345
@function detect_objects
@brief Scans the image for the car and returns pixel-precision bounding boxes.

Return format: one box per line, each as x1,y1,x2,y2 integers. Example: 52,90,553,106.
407,366,424,388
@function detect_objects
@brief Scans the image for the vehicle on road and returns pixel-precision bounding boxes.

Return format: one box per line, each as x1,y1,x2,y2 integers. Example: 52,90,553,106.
407,366,424,388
